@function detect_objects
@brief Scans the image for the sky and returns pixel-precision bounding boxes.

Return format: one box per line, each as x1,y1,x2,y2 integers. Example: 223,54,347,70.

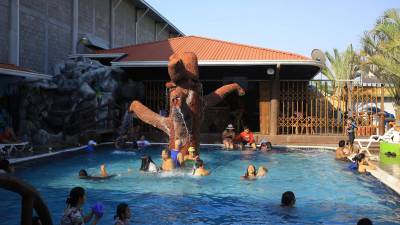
146,0,399,57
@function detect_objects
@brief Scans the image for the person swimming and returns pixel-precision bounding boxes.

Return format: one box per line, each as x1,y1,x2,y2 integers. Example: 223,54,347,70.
335,140,348,160
160,149,175,171
114,203,132,225
140,155,158,173
257,166,268,177
259,140,272,152
193,160,210,176
281,191,296,207
78,165,116,180
184,147,199,168
352,153,376,173
241,164,257,180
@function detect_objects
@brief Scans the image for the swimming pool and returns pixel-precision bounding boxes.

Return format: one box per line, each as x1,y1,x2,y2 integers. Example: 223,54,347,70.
1,146,399,225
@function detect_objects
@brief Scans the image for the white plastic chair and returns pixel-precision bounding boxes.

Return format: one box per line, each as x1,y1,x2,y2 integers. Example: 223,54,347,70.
1,142,30,157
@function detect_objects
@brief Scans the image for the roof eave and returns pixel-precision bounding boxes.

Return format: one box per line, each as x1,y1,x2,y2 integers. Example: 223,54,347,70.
134,0,184,36
68,53,126,59
0,68,52,80
111,60,325,68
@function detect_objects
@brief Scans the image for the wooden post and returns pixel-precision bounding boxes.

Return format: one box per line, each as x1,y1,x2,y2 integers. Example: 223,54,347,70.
379,84,385,135
259,81,271,134
270,65,281,135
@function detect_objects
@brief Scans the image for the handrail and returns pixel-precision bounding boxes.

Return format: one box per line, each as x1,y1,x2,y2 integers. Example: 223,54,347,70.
0,174,53,225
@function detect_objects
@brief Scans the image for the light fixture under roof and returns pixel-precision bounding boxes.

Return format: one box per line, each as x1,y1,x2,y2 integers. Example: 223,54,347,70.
266,68,275,75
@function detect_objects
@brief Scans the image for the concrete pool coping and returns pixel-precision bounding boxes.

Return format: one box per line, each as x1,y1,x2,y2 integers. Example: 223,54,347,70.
8,142,400,195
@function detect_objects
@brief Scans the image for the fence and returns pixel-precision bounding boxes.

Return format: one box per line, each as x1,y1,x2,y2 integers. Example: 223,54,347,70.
278,80,385,136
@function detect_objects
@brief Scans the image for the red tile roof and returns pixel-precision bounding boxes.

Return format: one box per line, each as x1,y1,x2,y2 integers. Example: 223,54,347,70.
97,36,310,62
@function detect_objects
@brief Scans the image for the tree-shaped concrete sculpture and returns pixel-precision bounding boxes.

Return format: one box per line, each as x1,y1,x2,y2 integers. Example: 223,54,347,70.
129,52,245,155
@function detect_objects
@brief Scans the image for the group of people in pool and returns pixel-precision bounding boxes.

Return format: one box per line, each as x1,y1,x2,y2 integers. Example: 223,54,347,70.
79,140,210,179
60,186,131,225
157,140,209,176
57,186,301,225
335,139,376,173
222,124,272,151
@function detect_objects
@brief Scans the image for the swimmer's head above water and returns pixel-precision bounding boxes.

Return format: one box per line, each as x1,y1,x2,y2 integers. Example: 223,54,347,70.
162,149,171,160
79,169,88,177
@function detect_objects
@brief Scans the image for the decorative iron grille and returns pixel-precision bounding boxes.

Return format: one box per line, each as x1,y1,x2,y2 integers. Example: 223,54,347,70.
279,80,385,136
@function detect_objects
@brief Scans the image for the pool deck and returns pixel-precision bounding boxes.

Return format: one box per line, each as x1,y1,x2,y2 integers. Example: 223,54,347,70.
7,142,400,195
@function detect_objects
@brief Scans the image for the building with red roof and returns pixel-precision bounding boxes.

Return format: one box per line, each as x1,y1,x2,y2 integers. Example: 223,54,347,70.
89,35,324,135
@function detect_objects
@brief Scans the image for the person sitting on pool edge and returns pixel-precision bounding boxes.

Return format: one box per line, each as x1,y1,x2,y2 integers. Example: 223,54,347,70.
137,135,151,148
335,140,349,160
161,149,175,171
60,186,102,225
353,153,376,173
114,203,132,225
239,126,256,150
193,160,210,176
257,166,268,177
281,191,296,207
140,155,158,173
241,164,257,180
222,124,236,149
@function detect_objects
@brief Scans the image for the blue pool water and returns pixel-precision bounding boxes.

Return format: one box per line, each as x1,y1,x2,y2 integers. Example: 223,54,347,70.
1,146,400,225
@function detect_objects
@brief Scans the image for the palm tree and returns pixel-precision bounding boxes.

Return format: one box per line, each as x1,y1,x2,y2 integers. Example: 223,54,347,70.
323,44,360,81
322,45,360,114
362,9,400,119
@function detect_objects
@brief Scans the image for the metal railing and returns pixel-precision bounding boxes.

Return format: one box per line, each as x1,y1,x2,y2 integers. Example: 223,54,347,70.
279,80,386,136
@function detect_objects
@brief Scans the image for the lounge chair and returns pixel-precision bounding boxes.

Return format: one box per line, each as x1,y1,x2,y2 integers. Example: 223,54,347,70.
354,130,395,160
0,142,31,157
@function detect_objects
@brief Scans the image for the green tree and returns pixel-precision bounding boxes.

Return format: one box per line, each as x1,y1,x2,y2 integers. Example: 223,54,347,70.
362,9,400,119
322,45,360,113
323,44,360,80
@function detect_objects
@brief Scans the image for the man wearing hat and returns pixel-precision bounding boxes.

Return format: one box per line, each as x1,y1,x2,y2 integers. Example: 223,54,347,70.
222,124,236,149
184,146,200,167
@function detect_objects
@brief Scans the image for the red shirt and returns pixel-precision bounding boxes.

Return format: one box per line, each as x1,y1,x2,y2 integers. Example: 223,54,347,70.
239,131,255,143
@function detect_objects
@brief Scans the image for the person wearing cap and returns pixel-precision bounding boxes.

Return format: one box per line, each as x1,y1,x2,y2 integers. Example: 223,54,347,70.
184,147,199,167
222,124,236,149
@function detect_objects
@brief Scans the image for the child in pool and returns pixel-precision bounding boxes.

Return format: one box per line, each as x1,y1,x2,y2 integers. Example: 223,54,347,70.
257,166,268,177
193,160,210,176
241,164,257,180
60,187,102,225
114,203,131,225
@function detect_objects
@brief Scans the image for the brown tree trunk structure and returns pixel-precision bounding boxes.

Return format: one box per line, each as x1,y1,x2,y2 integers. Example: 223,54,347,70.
129,53,245,155
0,174,53,225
